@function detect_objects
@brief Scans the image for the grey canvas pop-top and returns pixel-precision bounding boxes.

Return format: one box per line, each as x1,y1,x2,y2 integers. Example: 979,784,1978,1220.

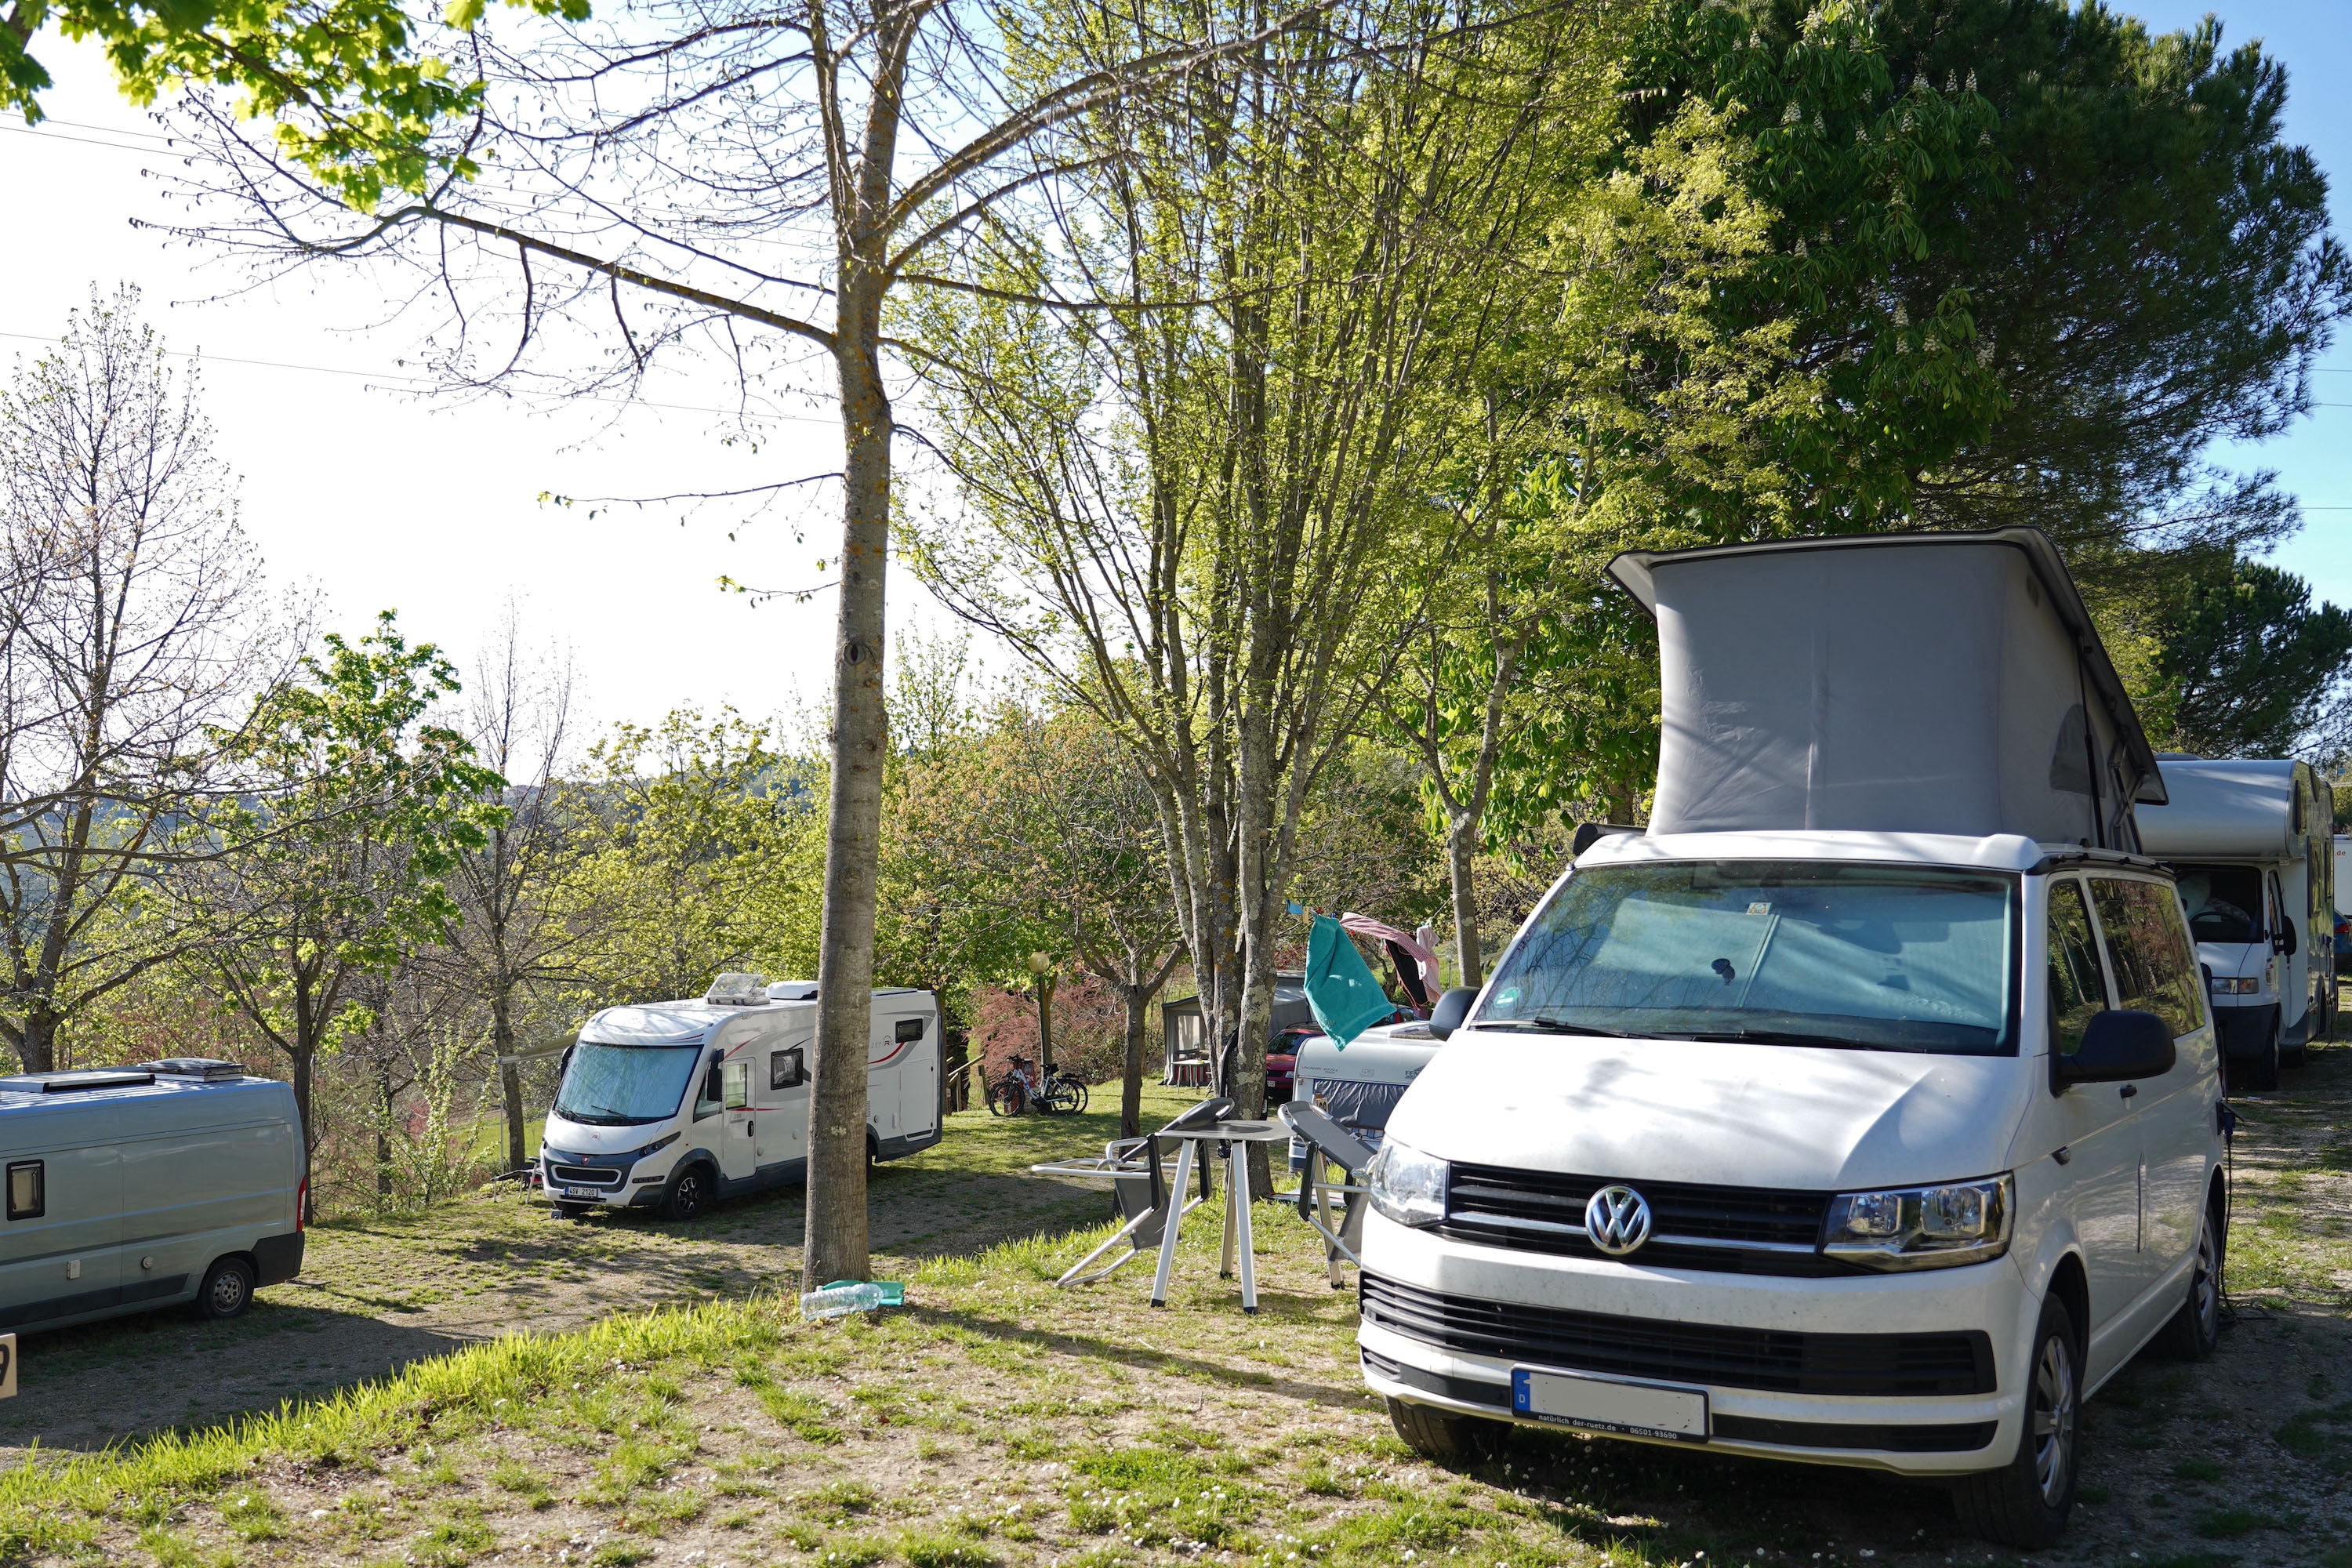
1606,528,2164,848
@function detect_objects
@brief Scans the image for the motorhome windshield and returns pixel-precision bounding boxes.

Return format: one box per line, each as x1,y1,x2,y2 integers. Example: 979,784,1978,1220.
1479,862,2017,1054
554,1043,703,1126
2172,863,2265,944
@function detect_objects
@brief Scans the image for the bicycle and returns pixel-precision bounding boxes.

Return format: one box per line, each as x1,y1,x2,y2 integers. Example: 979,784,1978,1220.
985,1058,1090,1116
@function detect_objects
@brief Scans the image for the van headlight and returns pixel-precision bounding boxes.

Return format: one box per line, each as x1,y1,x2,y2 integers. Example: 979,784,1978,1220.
1824,1174,2013,1270
632,1131,681,1160
1368,1141,1448,1228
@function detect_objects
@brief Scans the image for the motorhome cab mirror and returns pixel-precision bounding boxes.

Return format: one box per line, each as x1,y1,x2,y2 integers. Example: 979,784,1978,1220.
1359,528,2223,1556
1427,989,1476,1041
2056,1009,2176,1086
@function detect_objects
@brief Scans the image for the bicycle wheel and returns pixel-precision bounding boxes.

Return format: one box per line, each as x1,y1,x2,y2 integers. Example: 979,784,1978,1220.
1066,1080,1091,1114
1045,1080,1085,1115
987,1079,1026,1116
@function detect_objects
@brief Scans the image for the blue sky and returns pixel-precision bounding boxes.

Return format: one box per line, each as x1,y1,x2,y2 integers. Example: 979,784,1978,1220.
2132,1,2352,606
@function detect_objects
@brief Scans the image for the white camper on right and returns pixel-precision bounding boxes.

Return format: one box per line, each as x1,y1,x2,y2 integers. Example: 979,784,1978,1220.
2136,758,2335,1090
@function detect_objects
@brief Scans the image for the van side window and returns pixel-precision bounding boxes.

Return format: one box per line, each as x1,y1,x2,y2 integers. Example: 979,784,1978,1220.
770,1048,804,1091
2090,878,2205,1039
696,1058,724,1117
2046,879,2107,1057
5,1161,41,1221
722,1060,750,1110
895,1018,926,1044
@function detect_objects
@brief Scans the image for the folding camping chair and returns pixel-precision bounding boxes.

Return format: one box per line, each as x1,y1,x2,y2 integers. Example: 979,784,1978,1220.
1029,1098,1230,1288
1279,1099,1374,1289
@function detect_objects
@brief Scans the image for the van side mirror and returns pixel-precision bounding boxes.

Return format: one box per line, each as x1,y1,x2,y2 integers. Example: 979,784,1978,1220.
2058,1009,2176,1085
2276,921,2299,956
1429,988,1478,1041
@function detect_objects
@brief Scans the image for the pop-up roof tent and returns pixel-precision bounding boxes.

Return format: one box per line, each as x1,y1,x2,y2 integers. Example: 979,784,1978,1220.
1606,527,2164,848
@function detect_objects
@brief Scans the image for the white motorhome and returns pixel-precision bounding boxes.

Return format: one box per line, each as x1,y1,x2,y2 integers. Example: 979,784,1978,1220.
2136,758,2335,1090
539,976,942,1219
1290,1020,1442,1163
0,1059,304,1331
1362,528,2223,1552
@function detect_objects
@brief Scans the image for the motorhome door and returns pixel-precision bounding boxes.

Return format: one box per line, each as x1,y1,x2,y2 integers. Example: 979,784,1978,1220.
755,1035,810,1172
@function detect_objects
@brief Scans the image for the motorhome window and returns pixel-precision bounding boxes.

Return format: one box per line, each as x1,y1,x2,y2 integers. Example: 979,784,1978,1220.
895,1018,926,1043
722,1060,751,1110
2173,864,2263,943
553,1044,703,1126
1478,862,2017,1054
2090,878,2205,1039
2046,879,2108,1057
771,1047,804,1091
5,1160,40,1220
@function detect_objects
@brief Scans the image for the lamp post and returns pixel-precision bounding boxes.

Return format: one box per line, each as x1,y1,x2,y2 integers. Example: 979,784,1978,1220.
1029,950,1057,1073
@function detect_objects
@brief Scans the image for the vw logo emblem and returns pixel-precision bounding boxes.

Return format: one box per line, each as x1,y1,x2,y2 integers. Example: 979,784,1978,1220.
1584,1185,1653,1255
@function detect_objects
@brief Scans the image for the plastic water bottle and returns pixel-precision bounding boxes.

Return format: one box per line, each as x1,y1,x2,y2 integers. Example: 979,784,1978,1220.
800,1281,890,1321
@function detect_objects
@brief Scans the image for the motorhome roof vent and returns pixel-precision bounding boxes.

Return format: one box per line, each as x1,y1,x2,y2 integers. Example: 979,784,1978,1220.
767,980,818,1002
143,1058,247,1081
706,972,770,1007
0,1068,157,1094
1606,526,2164,848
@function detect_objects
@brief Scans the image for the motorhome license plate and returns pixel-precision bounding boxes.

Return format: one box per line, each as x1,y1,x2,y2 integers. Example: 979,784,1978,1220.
563,1186,602,1200
1512,1368,1708,1442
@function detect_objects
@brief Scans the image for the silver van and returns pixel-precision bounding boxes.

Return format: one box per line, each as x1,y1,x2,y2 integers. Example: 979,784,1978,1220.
0,1058,305,1331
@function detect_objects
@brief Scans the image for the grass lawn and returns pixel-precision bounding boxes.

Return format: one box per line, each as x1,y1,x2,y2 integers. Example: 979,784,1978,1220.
12,1058,2352,1567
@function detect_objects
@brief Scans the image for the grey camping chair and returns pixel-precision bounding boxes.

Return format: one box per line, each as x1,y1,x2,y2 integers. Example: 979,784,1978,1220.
1279,1099,1374,1288
1030,1098,1230,1288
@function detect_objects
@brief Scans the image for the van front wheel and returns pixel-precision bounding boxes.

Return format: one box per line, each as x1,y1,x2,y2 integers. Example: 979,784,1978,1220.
1952,1296,2079,1548
663,1165,710,1222
195,1256,256,1321
1385,1396,1508,1461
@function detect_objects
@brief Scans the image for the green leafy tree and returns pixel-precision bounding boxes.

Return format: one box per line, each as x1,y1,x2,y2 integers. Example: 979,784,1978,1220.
186,612,504,1157
2142,555,2352,761
562,709,820,1005
2,0,587,209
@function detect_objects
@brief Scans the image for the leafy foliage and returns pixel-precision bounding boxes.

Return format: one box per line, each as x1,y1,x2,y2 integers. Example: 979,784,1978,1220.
2142,555,2352,762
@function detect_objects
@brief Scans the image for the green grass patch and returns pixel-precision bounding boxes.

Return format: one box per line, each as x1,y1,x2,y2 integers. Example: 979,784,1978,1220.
2194,1507,2269,1538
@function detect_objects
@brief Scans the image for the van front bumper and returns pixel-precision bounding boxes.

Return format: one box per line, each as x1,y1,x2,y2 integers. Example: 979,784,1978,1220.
1358,1212,2030,1476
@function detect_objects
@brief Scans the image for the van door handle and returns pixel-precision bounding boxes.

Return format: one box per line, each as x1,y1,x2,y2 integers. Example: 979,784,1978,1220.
2120,1083,2140,1100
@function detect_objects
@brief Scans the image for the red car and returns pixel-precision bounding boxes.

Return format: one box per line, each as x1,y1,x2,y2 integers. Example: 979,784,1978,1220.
1266,1025,1321,1104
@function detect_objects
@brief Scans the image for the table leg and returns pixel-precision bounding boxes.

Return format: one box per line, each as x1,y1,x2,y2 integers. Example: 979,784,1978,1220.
1150,1138,1196,1308
1234,1139,1258,1314
1220,1145,1237,1278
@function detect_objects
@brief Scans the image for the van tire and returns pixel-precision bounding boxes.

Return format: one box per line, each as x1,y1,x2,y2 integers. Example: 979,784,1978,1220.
2154,1197,2224,1361
194,1256,256,1321
2240,1020,2282,1093
1385,1396,1508,1461
1951,1296,2079,1548
554,1201,593,1221
663,1164,711,1221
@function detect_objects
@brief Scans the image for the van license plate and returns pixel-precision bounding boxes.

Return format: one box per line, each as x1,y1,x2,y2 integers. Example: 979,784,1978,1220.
1512,1367,1708,1442
563,1186,603,1200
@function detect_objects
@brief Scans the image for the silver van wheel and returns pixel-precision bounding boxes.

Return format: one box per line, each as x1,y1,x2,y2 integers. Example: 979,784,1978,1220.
196,1257,256,1321
2031,1332,2078,1506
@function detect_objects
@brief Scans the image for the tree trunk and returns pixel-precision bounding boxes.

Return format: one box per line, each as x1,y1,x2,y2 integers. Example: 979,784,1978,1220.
376,1058,395,1200
289,1040,318,1223
1035,971,1055,1073
16,1011,56,1075
1448,814,1483,990
802,236,896,1290
491,985,528,1174
1120,980,1148,1141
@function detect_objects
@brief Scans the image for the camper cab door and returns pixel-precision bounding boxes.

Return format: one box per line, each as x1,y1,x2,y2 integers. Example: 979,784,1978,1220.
754,1029,811,1172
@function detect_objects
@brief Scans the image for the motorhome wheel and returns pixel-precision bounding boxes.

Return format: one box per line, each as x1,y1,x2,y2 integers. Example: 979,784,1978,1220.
1951,1297,2079,1548
554,1201,593,1221
664,1166,710,1221
195,1257,256,1322
2242,1023,2282,1094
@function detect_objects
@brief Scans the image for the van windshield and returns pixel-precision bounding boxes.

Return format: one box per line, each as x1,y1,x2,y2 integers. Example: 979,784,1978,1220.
2170,863,2264,944
1478,862,2017,1054
555,1043,703,1126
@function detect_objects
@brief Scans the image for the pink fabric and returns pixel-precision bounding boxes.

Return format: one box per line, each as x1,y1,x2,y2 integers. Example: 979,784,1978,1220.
1340,913,1439,990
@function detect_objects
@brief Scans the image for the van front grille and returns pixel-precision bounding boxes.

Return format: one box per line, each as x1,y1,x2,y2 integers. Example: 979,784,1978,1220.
1359,1273,1996,1396
548,1163,624,1186
1435,1163,1854,1276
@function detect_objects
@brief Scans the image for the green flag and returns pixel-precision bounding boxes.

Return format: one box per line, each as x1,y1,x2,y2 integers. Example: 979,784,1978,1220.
1304,914,1396,1048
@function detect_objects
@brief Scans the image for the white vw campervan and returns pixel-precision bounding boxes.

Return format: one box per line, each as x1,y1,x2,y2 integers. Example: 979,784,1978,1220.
2136,757,2335,1091
540,976,942,1219
1361,529,2223,1551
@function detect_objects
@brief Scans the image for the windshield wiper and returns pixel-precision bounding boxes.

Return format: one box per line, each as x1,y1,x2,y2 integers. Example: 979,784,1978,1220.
1668,1029,1867,1050
1486,1017,1629,1037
